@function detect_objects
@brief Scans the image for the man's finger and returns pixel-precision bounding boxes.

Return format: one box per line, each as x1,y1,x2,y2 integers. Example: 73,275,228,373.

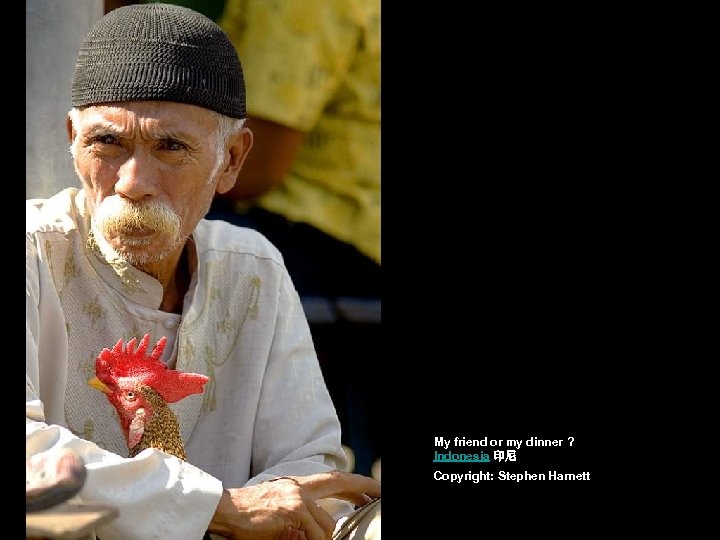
331,491,374,507
278,531,307,540
297,505,331,540
295,471,381,501
305,499,336,538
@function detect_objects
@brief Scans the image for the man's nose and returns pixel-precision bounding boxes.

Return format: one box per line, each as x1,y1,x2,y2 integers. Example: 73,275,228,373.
113,151,158,201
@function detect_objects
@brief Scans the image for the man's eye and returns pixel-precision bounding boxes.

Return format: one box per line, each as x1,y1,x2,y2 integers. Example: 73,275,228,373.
94,134,119,145
158,139,187,151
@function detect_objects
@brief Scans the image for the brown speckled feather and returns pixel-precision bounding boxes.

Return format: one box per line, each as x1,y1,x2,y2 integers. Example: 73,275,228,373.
129,387,187,461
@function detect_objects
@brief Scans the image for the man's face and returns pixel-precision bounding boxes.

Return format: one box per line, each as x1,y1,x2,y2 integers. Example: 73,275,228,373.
69,101,225,266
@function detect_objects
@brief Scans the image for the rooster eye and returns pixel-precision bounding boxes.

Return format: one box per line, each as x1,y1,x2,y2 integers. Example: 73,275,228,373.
126,391,136,400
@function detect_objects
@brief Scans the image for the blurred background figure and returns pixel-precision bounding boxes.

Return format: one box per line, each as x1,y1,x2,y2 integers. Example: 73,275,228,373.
26,0,104,199
208,0,382,478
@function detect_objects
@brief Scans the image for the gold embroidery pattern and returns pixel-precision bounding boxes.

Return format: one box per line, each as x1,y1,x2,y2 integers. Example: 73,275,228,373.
43,239,76,299
81,419,94,442
83,299,105,328
248,276,260,320
180,335,196,363
78,350,96,380
202,347,217,412
44,240,55,284
114,250,265,436
64,252,79,286
67,417,93,443
215,317,234,334
183,260,263,414
209,285,223,302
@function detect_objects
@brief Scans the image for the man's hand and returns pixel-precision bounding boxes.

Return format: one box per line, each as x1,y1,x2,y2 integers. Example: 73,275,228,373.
26,448,87,512
208,470,381,540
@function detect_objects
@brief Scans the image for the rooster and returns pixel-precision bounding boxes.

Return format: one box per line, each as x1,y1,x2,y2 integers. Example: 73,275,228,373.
88,334,208,461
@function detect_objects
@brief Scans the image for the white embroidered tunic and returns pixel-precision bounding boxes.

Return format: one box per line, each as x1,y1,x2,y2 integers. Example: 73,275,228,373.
26,188,347,540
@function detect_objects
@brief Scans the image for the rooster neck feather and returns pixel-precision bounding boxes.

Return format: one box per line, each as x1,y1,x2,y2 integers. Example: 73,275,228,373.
128,387,187,461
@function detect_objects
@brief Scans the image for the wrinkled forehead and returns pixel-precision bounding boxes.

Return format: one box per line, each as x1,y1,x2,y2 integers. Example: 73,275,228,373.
74,101,219,135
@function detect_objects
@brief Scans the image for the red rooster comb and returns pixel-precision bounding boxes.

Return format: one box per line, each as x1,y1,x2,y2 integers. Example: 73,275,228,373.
95,334,208,403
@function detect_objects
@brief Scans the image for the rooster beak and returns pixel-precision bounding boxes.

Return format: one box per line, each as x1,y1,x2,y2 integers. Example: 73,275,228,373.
88,377,110,394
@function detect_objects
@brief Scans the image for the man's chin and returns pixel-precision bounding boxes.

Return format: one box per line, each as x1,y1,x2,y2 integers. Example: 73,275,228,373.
115,234,154,247
118,250,167,267
110,236,176,265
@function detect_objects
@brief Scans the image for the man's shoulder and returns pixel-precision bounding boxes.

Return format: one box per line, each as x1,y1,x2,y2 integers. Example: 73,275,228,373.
26,188,83,236
195,218,285,266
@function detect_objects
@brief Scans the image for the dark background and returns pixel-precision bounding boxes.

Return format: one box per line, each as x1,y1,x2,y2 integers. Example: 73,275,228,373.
379,4,618,535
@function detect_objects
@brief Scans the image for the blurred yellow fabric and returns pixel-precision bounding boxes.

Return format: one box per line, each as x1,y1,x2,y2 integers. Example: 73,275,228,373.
220,0,381,264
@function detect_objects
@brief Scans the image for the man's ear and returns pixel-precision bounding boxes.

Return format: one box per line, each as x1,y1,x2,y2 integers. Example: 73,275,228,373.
66,113,76,145
216,128,254,195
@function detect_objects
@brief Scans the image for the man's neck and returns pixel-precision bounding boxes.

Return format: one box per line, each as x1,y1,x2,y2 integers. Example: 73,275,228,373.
155,240,196,314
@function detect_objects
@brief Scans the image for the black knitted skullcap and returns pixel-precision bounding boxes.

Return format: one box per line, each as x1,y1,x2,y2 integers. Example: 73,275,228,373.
71,3,246,119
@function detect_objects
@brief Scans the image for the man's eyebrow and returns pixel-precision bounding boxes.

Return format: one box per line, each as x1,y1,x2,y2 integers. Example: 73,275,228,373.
80,123,200,144
145,126,199,143
81,122,123,138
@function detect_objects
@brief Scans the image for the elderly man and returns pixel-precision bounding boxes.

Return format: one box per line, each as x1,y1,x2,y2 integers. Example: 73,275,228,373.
25,4,380,539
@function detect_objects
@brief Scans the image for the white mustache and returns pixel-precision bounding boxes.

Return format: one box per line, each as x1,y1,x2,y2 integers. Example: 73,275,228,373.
94,197,180,239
